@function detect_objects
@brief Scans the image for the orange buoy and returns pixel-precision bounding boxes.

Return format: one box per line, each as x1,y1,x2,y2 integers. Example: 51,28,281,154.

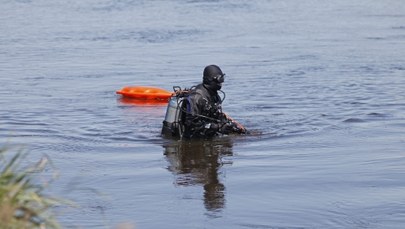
116,86,173,101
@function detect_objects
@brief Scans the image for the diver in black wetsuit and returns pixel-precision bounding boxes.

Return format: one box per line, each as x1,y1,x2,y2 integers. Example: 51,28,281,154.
182,65,246,139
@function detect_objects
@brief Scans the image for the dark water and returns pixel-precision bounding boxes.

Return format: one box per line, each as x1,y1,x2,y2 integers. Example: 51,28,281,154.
1,0,405,228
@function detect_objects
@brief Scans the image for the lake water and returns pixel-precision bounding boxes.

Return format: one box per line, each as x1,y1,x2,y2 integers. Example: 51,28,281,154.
1,0,405,228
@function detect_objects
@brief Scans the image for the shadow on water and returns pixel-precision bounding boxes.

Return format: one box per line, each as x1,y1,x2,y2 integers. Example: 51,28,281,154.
162,138,234,213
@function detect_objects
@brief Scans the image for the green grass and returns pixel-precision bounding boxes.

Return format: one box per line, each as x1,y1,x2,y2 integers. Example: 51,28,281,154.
0,147,69,229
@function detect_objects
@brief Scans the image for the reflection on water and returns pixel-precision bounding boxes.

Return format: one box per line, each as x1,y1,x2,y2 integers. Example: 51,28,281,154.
163,138,233,212
117,97,169,107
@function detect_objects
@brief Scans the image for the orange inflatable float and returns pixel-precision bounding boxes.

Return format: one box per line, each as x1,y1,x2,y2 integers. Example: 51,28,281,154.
116,86,173,101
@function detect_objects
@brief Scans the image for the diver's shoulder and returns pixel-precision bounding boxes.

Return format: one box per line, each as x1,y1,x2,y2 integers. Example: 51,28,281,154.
189,84,205,96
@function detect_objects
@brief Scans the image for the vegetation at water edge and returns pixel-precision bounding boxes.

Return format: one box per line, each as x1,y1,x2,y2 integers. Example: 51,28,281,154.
0,146,67,229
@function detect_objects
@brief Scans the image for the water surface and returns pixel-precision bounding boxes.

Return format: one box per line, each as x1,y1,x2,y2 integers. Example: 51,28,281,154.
1,0,405,228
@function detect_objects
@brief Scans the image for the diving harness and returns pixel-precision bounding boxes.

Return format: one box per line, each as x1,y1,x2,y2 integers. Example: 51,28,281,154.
161,86,246,139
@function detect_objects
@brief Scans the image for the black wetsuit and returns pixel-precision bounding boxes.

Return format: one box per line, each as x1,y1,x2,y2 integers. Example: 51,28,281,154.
182,83,226,139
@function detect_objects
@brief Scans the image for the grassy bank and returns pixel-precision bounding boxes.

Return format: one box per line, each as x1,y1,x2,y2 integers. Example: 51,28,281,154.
0,147,67,229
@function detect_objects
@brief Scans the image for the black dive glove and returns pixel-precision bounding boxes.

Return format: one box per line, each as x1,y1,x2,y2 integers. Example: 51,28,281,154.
210,122,236,134
206,122,246,135
205,123,230,134
221,122,237,134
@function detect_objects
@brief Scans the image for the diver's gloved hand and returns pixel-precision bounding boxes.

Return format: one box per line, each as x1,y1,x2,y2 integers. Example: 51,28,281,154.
220,121,248,134
205,122,230,134
207,122,247,135
218,122,237,134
